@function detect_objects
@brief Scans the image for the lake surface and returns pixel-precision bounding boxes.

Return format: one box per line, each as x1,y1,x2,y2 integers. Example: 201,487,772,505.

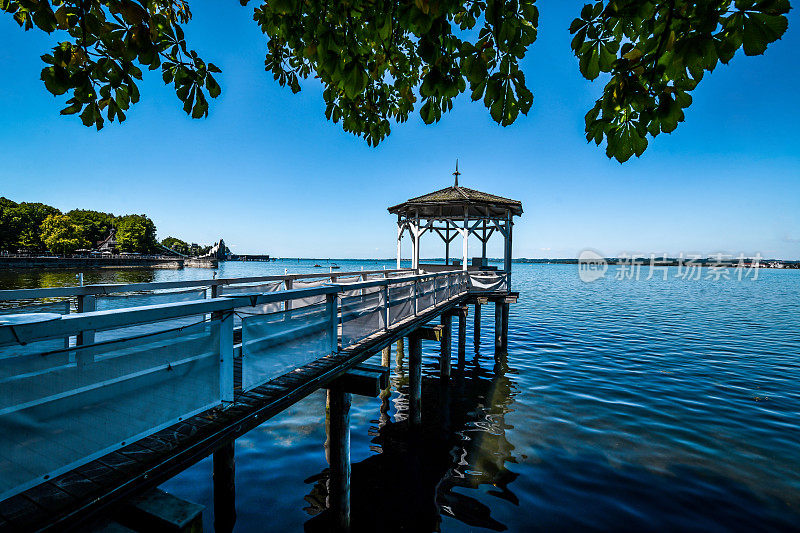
2,260,799,531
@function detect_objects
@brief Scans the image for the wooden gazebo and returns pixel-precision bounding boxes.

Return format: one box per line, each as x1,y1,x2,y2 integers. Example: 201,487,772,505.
388,163,523,277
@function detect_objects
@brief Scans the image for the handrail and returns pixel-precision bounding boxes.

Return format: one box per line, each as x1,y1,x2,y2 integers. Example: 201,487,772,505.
0,271,470,346
0,268,413,301
331,270,456,291
0,285,340,346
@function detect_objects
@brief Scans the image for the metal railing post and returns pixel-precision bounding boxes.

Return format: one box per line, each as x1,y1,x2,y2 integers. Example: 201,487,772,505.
413,278,418,316
327,292,339,354
383,283,390,330
75,293,96,366
284,279,293,311
76,293,96,347
219,310,234,403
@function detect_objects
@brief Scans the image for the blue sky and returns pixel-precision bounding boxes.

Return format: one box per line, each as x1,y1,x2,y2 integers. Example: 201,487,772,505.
1,3,798,259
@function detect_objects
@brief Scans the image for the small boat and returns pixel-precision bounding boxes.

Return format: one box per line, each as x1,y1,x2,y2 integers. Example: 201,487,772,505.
313,263,322,268
330,264,341,270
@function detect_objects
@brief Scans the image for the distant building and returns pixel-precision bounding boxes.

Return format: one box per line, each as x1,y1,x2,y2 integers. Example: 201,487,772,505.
96,228,118,254
206,239,229,260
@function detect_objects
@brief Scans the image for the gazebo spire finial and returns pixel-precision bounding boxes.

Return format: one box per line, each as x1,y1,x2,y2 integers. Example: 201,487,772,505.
453,159,460,187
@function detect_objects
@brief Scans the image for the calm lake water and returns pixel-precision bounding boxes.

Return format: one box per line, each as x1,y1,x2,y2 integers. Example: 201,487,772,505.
2,260,799,531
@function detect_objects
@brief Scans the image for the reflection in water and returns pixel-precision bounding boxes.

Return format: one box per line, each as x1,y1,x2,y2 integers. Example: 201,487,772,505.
0,268,158,310
304,344,519,532
0,267,157,290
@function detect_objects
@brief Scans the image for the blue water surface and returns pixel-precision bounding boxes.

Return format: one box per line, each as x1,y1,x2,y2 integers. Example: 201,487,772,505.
4,260,798,531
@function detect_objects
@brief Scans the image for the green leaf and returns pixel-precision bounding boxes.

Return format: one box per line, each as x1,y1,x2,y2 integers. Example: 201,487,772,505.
60,102,82,115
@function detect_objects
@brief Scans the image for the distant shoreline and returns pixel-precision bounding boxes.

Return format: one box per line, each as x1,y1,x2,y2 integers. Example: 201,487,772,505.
0,256,218,270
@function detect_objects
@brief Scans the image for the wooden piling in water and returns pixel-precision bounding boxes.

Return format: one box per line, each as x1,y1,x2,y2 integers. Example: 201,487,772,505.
396,337,404,366
380,346,391,426
457,309,466,363
408,334,422,426
474,303,481,352
381,346,391,367
502,302,509,350
213,441,236,533
440,314,452,379
327,386,351,532
495,301,503,352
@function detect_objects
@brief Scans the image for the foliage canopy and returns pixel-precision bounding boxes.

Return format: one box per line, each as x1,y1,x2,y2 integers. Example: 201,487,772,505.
115,214,158,253
0,197,212,255
2,0,791,161
40,213,89,254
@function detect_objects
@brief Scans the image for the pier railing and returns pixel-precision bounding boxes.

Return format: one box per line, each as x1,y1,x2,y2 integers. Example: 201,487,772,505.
0,270,470,501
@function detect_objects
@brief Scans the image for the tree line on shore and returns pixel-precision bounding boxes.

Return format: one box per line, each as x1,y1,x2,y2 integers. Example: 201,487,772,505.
0,197,211,257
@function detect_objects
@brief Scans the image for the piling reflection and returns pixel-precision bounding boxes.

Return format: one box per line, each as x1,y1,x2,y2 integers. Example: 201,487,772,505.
305,343,519,532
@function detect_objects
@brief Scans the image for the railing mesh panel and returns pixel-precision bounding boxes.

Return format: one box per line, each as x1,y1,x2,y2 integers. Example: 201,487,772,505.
341,291,386,347
291,280,330,308
388,282,414,325
435,276,449,302
220,281,284,328
417,279,435,312
95,289,207,342
0,320,221,500
241,302,332,391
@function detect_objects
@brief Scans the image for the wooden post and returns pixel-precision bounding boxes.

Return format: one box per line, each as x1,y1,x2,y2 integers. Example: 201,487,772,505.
473,303,481,353
494,300,503,353
396,337,405,374
213,441,236,533
502,302,509,350
380,346,391,426
440,313,451,379
328,386,351,532
408,333,422,426
457,310,466,363
381,346,391,367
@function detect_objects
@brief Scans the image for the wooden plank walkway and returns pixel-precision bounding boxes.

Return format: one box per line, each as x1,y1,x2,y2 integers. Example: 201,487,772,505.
0,295,468,532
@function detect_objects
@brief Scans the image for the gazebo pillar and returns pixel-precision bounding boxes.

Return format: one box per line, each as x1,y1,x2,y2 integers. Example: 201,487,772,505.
444,223,450,266
396,221,402,270
412,217,420,271
504,211,513,290
481,220,487,264
462,209,468,271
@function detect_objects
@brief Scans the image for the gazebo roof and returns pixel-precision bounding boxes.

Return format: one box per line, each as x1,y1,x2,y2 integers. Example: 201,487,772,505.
388,184,523,218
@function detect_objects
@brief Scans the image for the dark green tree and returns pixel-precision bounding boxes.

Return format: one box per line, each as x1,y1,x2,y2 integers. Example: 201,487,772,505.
116,214,157,253
67,209,116,246
0,197,21,251
2,0,791,161
7,202,62,251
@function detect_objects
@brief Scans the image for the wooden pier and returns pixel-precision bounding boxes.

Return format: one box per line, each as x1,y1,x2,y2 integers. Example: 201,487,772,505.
0,175,522,532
